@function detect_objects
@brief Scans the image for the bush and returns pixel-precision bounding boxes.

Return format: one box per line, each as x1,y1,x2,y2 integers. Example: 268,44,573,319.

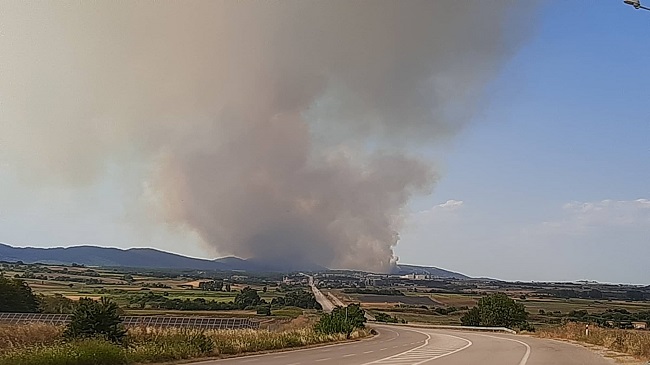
257,305,272,316
314,304,366,338
375,312,399,323
234,287,262,309
64,297,126,344
39,294,76,314
461,293,530,330
460,307,481,326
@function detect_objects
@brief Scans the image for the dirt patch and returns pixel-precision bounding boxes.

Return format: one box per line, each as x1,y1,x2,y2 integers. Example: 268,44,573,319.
549,338,647,364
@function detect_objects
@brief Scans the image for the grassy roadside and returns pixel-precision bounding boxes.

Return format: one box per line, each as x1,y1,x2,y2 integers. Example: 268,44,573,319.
0,323,370,365
536,323,650,361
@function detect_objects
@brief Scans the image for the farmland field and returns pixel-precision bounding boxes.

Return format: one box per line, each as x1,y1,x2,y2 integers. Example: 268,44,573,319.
353,294,437,306
2,262,309,319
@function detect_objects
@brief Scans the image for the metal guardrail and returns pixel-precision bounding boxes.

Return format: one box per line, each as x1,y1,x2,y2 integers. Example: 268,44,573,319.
424,324,517,334
0,313,260,329
374,322,517,334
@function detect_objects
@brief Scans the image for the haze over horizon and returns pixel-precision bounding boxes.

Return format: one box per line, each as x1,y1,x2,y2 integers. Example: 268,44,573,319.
1,1,648,284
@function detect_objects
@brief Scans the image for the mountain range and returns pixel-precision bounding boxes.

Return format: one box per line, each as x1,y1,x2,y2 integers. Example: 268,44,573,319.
0,243,468,279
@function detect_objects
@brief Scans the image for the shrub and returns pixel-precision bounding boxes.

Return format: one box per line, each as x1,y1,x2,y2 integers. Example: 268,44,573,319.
460,307,481,326
39,294,76,314
257,305,272,316
375,312,399,323
234,287,262,309
64,297,126,344
461,293,530,330
314,304,366,338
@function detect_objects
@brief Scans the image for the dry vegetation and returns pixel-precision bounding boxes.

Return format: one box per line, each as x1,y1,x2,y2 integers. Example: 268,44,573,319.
537,323,650,360
0,323,63,354
0,322,369,365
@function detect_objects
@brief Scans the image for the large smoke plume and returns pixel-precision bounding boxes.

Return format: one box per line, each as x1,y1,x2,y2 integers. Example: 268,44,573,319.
0,1,538,272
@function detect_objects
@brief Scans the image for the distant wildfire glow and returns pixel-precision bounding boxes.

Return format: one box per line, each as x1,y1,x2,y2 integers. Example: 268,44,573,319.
0,1,539,272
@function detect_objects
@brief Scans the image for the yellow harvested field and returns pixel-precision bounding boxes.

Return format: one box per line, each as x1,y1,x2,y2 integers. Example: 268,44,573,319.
180,280,204,288
64,295,102,301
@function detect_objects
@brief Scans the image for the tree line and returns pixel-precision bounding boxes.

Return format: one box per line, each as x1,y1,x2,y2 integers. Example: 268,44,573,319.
1,276,321,315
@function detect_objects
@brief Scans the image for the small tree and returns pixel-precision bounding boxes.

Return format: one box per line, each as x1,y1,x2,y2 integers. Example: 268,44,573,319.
0,276,40,313
314,304,366,338
234,287,261,309
39,294,76,314
257,304,271,316
64,297,126,344
460,293,530,330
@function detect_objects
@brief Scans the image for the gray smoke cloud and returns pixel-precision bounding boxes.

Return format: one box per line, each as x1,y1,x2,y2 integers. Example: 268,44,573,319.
0,1,539,272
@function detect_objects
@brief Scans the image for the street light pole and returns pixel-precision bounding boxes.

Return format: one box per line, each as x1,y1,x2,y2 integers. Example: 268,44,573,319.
624,0,650,11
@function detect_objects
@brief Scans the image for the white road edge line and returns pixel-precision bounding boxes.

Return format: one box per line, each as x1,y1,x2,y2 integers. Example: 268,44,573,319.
361,327,473,365
476,334,531,365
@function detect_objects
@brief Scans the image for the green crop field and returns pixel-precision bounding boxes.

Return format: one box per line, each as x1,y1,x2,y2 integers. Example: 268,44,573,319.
1,263,308,319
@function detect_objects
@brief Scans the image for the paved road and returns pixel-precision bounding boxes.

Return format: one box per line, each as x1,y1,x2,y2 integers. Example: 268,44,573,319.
327,291,346,307
190,324,616,365
308,276,336,313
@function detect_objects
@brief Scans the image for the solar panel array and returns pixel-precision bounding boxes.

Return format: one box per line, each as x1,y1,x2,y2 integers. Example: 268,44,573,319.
0,313,259,329
0,313,70,326
121,316,259,329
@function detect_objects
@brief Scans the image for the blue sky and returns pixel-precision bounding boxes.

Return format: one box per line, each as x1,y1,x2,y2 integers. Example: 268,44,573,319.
0,1,648,284
397,1,650,283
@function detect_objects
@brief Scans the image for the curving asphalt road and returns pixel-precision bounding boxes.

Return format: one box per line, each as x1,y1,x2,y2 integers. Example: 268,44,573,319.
189,324,617,365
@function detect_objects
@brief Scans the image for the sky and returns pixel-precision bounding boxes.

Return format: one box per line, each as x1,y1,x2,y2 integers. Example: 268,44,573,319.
397,1,650,284
0,1,648,284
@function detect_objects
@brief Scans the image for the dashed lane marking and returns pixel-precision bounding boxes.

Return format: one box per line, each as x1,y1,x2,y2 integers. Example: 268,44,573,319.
361,329,472,365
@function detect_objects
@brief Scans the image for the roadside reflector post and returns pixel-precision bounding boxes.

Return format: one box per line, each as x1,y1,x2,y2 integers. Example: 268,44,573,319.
585,324,589,336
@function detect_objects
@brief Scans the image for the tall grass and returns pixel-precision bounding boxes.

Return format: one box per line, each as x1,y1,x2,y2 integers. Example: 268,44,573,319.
1,339,127,365
127,327,215,363
0,323,370,365
0,323,63,354
537,322,650,360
